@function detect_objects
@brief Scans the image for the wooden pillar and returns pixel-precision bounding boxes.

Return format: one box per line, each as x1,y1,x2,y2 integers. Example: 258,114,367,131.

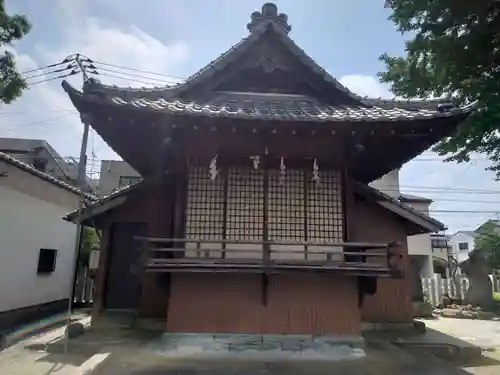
138,128,183,319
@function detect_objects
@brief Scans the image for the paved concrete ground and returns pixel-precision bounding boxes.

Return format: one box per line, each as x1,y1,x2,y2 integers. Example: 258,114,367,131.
76,340,492,375
422,318,500,350
2,318,500,374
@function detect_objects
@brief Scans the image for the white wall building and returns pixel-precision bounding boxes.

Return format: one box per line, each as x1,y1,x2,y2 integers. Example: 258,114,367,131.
98,160,141,196
371,169,435,278
0,152,89,332
450,230,477,264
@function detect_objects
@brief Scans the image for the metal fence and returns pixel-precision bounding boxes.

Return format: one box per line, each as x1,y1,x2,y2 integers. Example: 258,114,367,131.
74,267,95,305
422,274,500,306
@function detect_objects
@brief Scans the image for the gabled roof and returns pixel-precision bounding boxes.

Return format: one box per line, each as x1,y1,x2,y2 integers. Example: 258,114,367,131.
354,182,445,234
61,3,476,124
0,137,96,192
0,152,96,201
64,181,140,222
452,230,478,238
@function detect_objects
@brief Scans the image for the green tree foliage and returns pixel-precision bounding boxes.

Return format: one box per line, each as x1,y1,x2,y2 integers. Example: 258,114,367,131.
0,0,31,104
475,221,500,271
79,227,100,266
379,1,500,177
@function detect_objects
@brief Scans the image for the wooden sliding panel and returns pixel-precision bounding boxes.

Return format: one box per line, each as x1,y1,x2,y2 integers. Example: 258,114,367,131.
267,169,306,260
185,166,225,257
307,171,344,261
225,167,264,259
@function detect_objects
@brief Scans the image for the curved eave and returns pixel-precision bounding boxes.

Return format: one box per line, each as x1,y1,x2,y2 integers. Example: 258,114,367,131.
61,80,88,112
61,81,476,125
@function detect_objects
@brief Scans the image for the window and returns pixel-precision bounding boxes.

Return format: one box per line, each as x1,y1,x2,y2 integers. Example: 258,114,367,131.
33,157,48,172
37,249,57,274
431,239,448,248
458,242,469,252
118,176,141,188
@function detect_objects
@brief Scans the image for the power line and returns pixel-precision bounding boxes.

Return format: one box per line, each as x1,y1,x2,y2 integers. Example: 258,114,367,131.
3,113,77,128
431,209,500,214
91,59,185,81
0,108,76,115
19,59,70,75
88,71,168,87
27,71,80,87
91,66,179,85
384,183,500,193
409,157,487,162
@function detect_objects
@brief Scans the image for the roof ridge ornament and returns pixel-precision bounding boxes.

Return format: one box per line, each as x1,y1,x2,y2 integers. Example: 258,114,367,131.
247,3,291,35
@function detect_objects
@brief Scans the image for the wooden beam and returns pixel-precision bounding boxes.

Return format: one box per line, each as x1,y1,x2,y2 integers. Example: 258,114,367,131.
135,236,399,249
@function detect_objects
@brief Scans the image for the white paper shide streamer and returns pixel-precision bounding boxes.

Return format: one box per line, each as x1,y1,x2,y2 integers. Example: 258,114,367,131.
311,158,320,185
209,154,219,180
279,157,286,185
250,155,260,170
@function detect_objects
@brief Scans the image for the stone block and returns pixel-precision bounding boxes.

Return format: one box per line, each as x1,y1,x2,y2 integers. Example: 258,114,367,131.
413,301,433,318
477,311,497,320
66,322,85,338
413,321,427,334
441,308,464,318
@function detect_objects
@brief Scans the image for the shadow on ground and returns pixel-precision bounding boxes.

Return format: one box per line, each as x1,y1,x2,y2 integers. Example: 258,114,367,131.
15,325,500,375
75,339,497,375
21,327,161,369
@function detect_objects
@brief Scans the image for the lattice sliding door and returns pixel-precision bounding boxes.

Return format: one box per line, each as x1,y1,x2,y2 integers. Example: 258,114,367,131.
225,167,264,259
307,171,344,261
184,165,344,261
267,170,306,260
185,166,225,257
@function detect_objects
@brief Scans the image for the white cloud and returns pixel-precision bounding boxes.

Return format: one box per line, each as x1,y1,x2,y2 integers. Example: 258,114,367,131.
39,18,188,88
339,74,393,98
0,4,189,161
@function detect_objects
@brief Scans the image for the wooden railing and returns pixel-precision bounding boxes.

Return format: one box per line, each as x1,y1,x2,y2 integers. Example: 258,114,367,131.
135,237,403,278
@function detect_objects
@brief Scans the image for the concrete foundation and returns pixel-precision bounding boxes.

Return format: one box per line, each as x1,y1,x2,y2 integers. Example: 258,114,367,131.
150,333,366,360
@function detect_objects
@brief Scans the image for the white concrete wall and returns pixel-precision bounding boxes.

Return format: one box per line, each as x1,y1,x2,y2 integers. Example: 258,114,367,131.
402,198,433,276
0,185,77,312
450,232,476,263
369,169,400,198
371,169,436,277
98,160,140,196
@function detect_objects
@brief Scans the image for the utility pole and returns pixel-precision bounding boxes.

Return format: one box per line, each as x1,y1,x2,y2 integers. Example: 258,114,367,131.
63,54,91,354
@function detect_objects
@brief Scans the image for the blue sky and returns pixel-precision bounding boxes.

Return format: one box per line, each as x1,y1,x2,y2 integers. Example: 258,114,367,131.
2,0,500,232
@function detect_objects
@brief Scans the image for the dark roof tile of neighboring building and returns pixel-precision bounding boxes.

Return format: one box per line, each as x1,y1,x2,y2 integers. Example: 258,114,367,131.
399,193,433,204
354,182,445,233
64,182,140,222
0,152,96,201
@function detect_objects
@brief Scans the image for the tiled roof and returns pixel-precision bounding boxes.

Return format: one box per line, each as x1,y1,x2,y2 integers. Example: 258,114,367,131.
62,3,477,123
0,151,97,201
113,92,466,122
399,193,433,203
63,84,473,123
64,181,141,221
354,182,445,232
